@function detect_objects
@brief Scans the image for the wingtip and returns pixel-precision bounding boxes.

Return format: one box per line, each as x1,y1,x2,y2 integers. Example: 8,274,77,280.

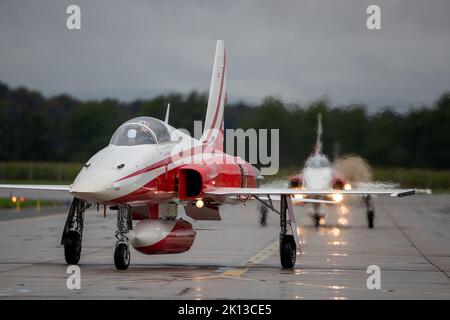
394,190,416,198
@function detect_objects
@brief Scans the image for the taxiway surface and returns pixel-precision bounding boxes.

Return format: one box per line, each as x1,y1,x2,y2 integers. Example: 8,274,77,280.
0,195,449,299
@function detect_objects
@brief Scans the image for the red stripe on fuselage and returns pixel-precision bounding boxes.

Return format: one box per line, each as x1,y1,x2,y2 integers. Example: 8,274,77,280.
116,158,167,182
115,144,206,182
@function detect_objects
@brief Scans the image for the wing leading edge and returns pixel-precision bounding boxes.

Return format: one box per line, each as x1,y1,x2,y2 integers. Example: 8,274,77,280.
206,187,417,198
0,184,71,192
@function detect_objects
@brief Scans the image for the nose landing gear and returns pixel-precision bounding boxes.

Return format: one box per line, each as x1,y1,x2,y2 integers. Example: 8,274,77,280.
311,203,324,228
61,198,89,265
114,206,132,270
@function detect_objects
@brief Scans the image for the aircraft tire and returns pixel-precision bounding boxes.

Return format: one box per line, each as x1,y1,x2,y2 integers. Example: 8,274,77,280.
114,243,130,270
367,210,375,229
64,230,82,265
280,235,296,269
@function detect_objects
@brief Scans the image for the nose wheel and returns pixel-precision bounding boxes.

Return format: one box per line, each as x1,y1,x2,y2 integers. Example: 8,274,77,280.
114,206,132,270
61,198,89,265
312,213,321,228
64,230,82,264
311,203,323,228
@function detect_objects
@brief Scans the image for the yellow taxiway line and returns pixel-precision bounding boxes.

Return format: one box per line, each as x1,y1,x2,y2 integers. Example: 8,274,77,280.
219,240,278,277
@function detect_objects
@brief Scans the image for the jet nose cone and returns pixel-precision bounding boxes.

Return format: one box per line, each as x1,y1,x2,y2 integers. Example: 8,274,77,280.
70,176,114,202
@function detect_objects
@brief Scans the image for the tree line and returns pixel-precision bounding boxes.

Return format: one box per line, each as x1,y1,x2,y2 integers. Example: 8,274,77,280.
0,81,448,169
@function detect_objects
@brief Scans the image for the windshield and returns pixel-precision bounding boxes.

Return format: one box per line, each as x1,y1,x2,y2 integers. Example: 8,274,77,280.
305,155,330,169
110,117,170,146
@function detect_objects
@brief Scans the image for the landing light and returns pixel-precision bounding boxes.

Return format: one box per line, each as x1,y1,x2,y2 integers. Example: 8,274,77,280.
331,194,343,203
294,194,304,200
195,199,204,209
344,183,352,191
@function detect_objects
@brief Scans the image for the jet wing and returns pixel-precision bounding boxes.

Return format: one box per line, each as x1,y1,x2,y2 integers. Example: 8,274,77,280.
259,195,336,204
0,184,71,192
206,187,417,198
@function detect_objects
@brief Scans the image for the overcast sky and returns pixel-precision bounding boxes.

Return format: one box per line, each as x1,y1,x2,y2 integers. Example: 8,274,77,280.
1,0,449,111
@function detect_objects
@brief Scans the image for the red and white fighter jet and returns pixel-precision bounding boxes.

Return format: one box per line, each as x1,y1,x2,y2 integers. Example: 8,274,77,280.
288,114,351,227
0,40,418,270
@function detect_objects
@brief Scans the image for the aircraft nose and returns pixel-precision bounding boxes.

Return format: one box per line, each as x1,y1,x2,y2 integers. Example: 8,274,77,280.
70,175,115,202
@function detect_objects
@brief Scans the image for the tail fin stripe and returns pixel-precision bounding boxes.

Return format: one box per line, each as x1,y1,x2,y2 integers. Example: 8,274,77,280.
204,51,226,143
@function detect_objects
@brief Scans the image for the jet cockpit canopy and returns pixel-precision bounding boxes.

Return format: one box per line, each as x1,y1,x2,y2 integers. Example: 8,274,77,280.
110,117,171,146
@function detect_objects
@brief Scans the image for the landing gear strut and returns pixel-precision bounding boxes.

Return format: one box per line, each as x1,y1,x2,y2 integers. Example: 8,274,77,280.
362,195,375,229
114,206,132,270
254,194,300,270
61,198,89,265
279,195,297,269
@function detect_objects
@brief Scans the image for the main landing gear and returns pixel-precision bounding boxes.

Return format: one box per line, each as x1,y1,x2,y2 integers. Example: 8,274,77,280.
114,206,132,270
280,235,296,269
362,195,375,229
255,194,300,270
279,195,297,269
61,198,89,265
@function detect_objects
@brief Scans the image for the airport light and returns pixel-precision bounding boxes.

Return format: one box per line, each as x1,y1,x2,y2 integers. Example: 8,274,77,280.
331,193,344,203
340,205,349,215
11,195,21,212
338,217,349,226
195,199,204,209
331,227,340,237
19,196,25,203
344,183,352,191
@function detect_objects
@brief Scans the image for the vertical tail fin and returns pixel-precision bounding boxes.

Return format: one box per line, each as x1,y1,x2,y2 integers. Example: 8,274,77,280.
314,113,323,155
200,40,227,151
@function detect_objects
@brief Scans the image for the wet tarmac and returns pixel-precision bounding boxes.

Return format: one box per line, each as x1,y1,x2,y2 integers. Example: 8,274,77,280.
0,195,449,299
